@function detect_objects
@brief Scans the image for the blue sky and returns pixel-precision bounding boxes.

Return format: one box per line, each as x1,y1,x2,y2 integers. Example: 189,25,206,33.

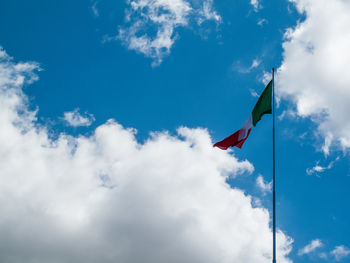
1,0,350,262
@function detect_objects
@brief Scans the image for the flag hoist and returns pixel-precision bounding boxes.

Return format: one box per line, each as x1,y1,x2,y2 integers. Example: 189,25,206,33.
214,68,277,263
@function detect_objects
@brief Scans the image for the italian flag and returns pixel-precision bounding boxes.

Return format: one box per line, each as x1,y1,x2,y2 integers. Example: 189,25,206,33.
214,80,273,150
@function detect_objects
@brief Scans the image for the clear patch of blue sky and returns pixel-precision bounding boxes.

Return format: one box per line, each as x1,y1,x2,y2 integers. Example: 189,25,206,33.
1,0,349,262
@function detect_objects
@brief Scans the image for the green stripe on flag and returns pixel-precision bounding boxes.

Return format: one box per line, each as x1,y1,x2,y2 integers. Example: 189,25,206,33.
252,80,272,126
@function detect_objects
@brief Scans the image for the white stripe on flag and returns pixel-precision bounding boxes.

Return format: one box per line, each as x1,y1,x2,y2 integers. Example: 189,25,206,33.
238,115,253,141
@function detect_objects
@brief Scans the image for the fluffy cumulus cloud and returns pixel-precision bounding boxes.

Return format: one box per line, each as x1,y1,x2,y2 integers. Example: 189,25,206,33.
117,0,221,66
63,108,95,127
331,245,350,261
0,47,293,262
277,0,350,154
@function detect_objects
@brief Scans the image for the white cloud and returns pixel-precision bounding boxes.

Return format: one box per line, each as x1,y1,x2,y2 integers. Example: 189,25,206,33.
0,47,293,262
91,1,99,17
277,0,350,154
306,164,327,175
262,71,272,85
319,252,328,260
257,18,267,26
117,0,221,66
256,175,272,195
250,88,259,98
63,108,95,127
331,245,350,261
197,0,221,25
250,0,261,12
298,239,323,256
251,59,261,69
306,157,339,176
278,110,297,121
233,58,261,74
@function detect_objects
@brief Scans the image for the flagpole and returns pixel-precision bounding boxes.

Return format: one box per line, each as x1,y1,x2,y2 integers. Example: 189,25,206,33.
272,67,276,263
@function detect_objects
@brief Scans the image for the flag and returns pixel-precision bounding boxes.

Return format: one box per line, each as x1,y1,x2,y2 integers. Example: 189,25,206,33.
214,80,272,150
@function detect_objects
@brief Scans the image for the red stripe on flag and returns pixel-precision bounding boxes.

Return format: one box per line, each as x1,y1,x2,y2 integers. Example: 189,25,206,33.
213,128,252,150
